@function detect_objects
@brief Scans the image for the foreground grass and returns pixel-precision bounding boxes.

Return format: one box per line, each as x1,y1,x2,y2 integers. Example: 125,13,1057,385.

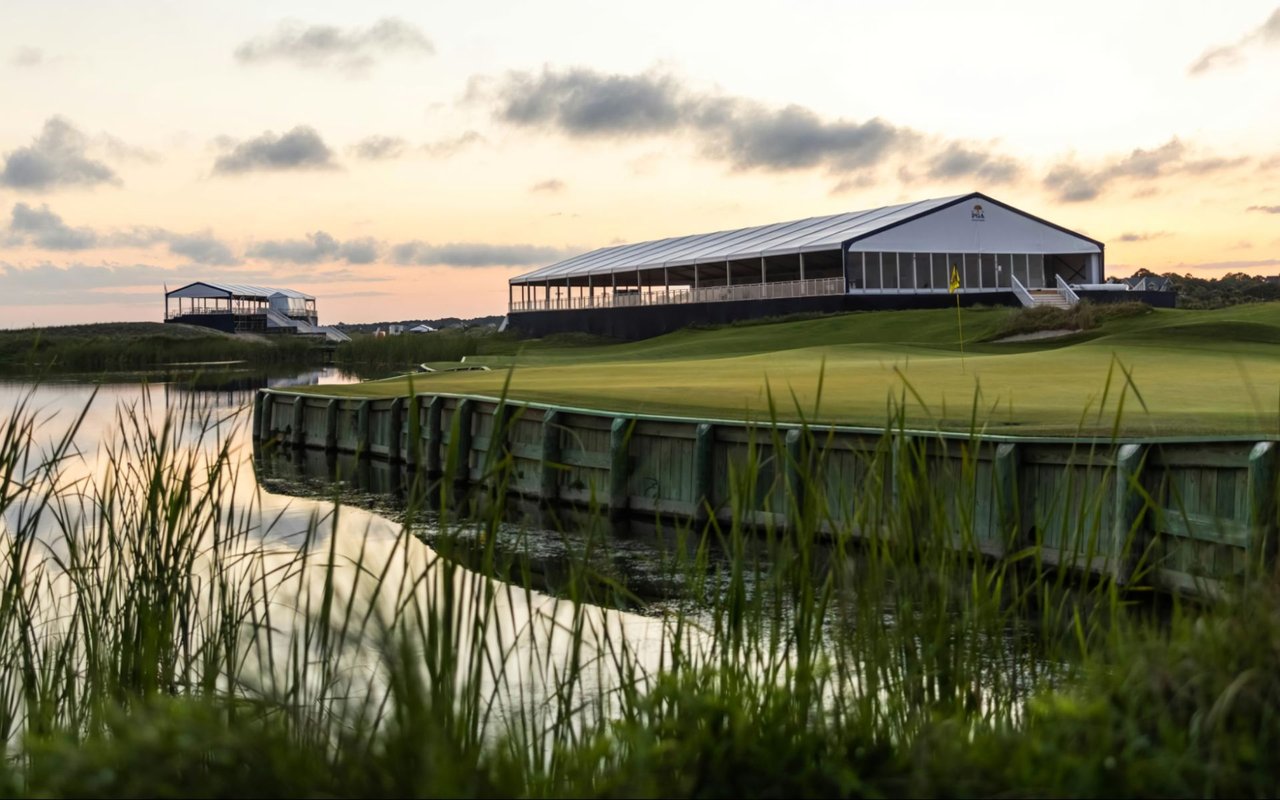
317,303,1280,435
4,385,1280,796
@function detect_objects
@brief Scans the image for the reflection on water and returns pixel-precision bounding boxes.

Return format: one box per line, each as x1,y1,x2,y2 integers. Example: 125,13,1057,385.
0,367,681,741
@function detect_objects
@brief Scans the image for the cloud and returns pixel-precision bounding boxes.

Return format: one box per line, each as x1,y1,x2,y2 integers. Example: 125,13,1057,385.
107,227,239,265
350,135,407,160
246,231,379,264
1249,204,1280,214
234,18,433,73
1116,231,1170,243
0,117,120,190
924,143,1022,183
7,203,97,249
479,66,990,177
212,126,337,174
1189,8,1280,74
391,241,571,267
530,178,565,193
10,47,44,68
421,130,484,157
1043,138,1245,202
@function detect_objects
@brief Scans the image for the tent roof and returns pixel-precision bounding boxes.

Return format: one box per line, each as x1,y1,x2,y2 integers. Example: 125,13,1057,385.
166,281,314,300
510,192,1103,285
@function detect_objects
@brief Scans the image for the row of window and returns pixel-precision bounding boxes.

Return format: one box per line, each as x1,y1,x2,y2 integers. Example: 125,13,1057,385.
848,252,1048,291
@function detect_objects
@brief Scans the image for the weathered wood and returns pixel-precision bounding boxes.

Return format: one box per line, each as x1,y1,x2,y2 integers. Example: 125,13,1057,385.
388,397,404,463
453,398,475,483
694,422,714,523
993,443,1020,553
785,427,804,511
1112,443,1146,581
259,393,274,442
291,397,305,447
541,409,561,502
356,399,371,456
1247,441,1278,571
324,399,338,452
252,392,264,441
404,395,420,467
609,417,631,517
425,396,443,477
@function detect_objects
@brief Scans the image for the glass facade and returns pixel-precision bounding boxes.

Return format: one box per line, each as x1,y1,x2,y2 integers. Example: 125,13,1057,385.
846,251,1057,291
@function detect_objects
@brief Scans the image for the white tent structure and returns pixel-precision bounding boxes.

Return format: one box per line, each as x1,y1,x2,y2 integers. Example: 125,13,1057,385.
165,281,349,341
508,193,1104,314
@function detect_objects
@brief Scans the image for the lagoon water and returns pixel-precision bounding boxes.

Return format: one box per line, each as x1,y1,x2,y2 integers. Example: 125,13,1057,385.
0,369,679,734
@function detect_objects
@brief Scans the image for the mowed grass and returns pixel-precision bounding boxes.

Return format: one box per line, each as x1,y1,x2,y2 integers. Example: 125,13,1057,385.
315,304,1280,436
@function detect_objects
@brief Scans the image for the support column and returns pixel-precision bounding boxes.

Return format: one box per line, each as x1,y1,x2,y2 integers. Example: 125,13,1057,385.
540,410,561,503
425,396,443,477
609,417,631,519
761,256,766,285
1112,444,1146,581
694,423,714,525
694,264,699,291
799,252,805,283
725,260,732,287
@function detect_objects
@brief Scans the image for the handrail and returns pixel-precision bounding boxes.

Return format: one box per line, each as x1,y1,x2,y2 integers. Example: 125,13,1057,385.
510,276,846,313
1056,274,1080,306
1010,275,1036,308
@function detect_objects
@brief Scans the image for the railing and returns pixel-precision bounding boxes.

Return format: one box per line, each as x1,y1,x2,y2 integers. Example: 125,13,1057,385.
510,276,846,313
1056,275,1080,306
1011,276,1036,308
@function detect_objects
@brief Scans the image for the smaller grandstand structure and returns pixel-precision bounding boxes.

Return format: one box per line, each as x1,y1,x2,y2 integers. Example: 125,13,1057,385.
164,282,350,342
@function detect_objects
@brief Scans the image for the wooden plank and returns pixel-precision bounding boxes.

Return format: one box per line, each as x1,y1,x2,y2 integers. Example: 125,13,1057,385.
1155,509,1250,547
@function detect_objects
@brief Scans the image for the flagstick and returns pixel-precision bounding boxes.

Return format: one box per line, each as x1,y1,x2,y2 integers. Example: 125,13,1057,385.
955,292,966,373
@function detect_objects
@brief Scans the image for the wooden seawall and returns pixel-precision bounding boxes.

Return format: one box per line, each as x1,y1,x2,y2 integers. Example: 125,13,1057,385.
254,389,1280,595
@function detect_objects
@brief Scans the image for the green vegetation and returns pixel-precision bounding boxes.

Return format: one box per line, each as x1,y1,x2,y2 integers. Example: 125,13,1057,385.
1155,269,1280,309
314,302,1280,436
4,387,1280,796
0,322,320,372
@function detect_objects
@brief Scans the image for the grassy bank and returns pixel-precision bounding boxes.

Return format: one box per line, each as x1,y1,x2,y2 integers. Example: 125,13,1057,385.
3,388,1280,796
0,322,322,373
316,303,1280,435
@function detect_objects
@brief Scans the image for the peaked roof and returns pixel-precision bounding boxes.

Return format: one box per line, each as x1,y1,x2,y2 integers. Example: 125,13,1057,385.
166,281,314,300
510,192,1103,285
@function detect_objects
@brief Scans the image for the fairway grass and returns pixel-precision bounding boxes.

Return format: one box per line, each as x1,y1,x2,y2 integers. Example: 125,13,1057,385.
313,305,1280,436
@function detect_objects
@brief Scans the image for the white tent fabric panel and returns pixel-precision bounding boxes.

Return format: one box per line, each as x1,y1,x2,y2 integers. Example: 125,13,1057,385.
511,196,967,284
847,199,1100,255
166,281,315,300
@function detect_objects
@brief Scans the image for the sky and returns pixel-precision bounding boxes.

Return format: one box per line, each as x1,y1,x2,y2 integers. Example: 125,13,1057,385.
1,0,1279,328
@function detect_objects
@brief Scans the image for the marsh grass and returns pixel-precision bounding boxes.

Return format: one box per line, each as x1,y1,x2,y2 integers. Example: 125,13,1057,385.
0,377,1278,797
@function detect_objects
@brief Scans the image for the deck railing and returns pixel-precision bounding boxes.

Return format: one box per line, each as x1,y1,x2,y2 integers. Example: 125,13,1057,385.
510,276,847,313
1011,276,1036,308
1056,275,1081,306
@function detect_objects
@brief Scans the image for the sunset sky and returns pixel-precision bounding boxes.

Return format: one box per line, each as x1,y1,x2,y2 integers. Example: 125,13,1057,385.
2,1,1279,328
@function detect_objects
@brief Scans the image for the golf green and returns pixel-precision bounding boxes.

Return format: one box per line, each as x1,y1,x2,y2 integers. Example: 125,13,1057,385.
320,305,1280,436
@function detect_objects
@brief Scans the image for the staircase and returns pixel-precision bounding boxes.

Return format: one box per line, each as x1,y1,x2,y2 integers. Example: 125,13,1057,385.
1025,289,1072,309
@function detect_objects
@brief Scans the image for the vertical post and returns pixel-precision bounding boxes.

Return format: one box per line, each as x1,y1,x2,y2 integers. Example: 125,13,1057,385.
664,267,669,301
799,252,805,283
357,399,371,456
252,391,264,441
694,264,699,291
425,396,443,477
694,422,714,524
259,392,274,442
609,417,631,518
1247,441,1278,572
540,409,561,503
404,395,420,467
507,283,513,311
761,256,766,286
725,260,732,287
784,427,805,513
290,396,305,448
324,399,338,451
994,443,1020,554
841,247,848,293
1112,444,1146,581
389,396,404,462
453,398,475,484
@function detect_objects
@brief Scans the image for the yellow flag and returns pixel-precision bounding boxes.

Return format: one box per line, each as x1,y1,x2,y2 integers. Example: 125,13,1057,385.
948,265,960,294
